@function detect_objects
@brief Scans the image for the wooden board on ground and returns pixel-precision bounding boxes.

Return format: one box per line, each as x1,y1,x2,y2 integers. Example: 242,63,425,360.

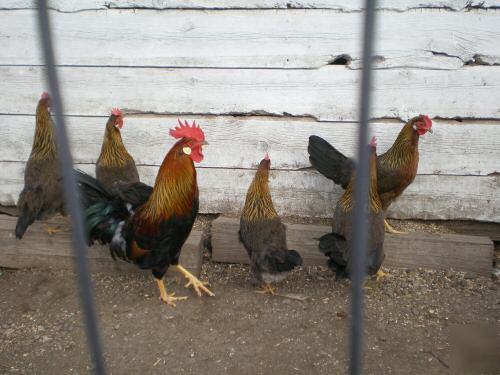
0,215,203,277
211,217,494,276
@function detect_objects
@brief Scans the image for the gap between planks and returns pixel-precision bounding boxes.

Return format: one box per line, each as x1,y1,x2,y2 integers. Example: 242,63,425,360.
211,217,494,276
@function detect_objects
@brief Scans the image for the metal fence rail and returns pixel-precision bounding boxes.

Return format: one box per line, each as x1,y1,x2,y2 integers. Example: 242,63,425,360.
349,1,377,374
35,0,376,374
36,1,106,374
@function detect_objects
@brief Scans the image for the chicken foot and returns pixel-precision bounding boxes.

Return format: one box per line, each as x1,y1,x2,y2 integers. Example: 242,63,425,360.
256,283,276,295
175,265,215,297
384,220,406,235
42,222,65,236
155,278,187,307
375,269,391,282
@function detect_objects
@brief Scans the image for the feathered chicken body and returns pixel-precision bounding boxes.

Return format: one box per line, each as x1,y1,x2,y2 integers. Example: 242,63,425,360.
308,115,432,233
240,153,302,294
96,108,139,190
15,92,65,239
319,138,385,279
78,120,213,306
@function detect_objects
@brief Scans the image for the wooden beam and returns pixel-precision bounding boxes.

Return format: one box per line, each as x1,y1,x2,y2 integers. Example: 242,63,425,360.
0,215,203,277
2,66,500,121
2,162,499,222
2,9,499,69
2,1,498,11
2,115,499,177
437,221,500,243
211,217,494,276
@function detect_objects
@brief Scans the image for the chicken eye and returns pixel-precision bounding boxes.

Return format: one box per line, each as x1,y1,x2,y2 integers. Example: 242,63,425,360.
182,146,192,155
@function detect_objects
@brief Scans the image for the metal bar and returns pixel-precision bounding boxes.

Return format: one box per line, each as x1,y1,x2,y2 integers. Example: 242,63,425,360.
35,1,106,374
349,1,377,374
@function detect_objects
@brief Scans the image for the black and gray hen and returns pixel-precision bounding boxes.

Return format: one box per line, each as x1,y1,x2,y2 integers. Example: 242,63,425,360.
318,137,386,280
239,153,302,294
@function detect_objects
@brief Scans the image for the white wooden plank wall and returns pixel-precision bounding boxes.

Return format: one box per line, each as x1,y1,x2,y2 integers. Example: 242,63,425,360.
0,1,499,222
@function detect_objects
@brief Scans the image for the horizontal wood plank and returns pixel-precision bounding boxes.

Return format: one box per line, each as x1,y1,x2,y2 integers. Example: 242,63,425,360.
2,1,499,11
2,10,499,69
0,215,203,276
211,217,494,276
1,115,498,176
1,162,499,221
2,66,500,121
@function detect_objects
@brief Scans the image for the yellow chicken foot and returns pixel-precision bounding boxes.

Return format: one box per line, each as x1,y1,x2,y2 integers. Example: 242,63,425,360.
375,269,391,282
384,220,406,235
256,283,276,295
43,222,64,236
175,265,215,297
155,278,187,307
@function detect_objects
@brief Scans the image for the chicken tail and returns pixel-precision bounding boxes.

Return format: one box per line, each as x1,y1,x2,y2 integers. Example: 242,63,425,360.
318,232,350,278
269,249,303,273
75,170,129,248
74,169,113,209
308,135,353,189
15,209,35,239
15,188,44,239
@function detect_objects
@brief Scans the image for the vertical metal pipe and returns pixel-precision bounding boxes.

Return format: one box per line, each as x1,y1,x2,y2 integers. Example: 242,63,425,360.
349,1,377,374
35,1,106,374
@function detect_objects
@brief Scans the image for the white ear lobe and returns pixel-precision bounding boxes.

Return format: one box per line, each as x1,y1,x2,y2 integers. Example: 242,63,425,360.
412,124,417,130
182,146,192,155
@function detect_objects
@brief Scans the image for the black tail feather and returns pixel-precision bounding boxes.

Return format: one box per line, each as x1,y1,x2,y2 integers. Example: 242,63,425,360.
15,210,35,239
318,232,350,278
272,249,303,273
74,170,128,246
308,135,354,189
74,169,113,209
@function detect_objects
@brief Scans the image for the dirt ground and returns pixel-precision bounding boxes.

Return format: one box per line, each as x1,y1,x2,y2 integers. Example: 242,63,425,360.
0,260,499,374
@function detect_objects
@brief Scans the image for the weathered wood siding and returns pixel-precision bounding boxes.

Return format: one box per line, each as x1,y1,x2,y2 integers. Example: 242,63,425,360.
0,1,499,221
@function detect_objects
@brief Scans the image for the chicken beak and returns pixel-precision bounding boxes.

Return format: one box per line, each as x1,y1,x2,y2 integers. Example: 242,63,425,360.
427,128,433,134
201,140,209,146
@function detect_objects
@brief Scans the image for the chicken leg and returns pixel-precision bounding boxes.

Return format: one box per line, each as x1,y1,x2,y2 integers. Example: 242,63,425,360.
155,278,187,307
256,283,276,295
175,265,215,297
384,220,406,235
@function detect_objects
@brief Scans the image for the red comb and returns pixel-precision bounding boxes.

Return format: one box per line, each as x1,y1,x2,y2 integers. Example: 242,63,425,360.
420,114,432,128
41,92,50,100
264,152,270,160
111,108,122,117
170,119,205,142
369,136,377,147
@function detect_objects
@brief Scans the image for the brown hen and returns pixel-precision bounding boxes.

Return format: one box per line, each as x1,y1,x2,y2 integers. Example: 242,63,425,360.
308,115,432,234
95,108,139,190
15,92,65,239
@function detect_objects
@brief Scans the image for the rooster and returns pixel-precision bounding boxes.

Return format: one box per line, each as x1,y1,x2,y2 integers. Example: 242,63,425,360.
96,108,139,190
318,137,386,280
15,92,66,239
77,120,213,306
308,115,432,234
239,153,303,294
